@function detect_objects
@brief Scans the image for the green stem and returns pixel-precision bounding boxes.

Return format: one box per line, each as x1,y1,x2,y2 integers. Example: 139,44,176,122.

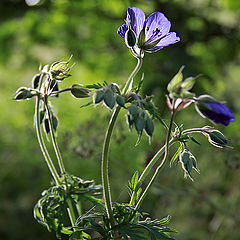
66,198,77,227
101,57,143,227
134,111,175,212
122,57,143,95
51,87,72,96
101,106,121,226
35,95,60,185
129,138,176,205
44,98,66,174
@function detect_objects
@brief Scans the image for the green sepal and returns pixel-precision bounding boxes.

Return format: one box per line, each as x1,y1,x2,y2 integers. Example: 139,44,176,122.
137,28,146,48
32,73,41,89
116,95,125,108
14,87,36,101
181,77,195,91
125,28,136,48
93,89,105,104
145,117,154,138
103,88,116,109
167,66,184,94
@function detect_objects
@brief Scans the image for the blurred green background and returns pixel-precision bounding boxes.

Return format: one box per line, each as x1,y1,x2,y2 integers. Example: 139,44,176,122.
0,0,240,239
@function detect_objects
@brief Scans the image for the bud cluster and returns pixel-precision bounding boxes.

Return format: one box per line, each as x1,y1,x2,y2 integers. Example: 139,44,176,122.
93,83,124,109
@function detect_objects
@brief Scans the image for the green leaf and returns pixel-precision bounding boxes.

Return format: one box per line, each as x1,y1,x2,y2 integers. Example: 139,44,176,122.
129,171,139,191
170,145,182,167
188,136,200,145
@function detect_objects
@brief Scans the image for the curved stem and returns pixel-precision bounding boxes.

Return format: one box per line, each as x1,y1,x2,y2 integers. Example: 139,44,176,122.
101,57,143,227
44,98,66,174
35,95,60,185
102,106,121,226
134,111,175,212
122,57,143,95
129,138,176,205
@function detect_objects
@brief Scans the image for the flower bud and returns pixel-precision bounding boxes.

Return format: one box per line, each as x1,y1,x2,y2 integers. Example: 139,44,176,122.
50,59,72,81
14,87,36,101
71,84,90,98
167,66,195,99
203,129,228,148
179,149,199,181
194,95,235,126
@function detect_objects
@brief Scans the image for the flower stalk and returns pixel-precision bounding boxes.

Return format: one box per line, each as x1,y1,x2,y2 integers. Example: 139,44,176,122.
44,97,66,174
101,56,143,226
35,96,60,185
134,108,176,212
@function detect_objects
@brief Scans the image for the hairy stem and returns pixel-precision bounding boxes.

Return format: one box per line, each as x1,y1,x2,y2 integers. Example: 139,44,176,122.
129,138,176,205
101,57,143,226
44,98,66,174
35,95,60,185
134,111,175,212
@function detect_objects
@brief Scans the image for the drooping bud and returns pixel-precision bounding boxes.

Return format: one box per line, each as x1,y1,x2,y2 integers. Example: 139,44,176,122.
202,127,228,148
13,87,36,101
179,149,199,181
71,84,90,98
194,95,235,126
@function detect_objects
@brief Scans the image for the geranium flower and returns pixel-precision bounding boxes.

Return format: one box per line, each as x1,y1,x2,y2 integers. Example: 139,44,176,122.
118,7,180,53
194,95,235,126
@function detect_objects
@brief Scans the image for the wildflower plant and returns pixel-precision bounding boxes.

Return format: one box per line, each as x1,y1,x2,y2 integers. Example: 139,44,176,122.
13,6,235,240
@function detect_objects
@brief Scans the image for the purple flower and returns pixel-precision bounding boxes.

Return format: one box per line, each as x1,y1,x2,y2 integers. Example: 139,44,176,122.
195,95,235,126
117,7,180,53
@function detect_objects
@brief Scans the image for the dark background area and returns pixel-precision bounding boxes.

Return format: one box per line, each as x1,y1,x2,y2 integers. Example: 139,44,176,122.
0,0,239,239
